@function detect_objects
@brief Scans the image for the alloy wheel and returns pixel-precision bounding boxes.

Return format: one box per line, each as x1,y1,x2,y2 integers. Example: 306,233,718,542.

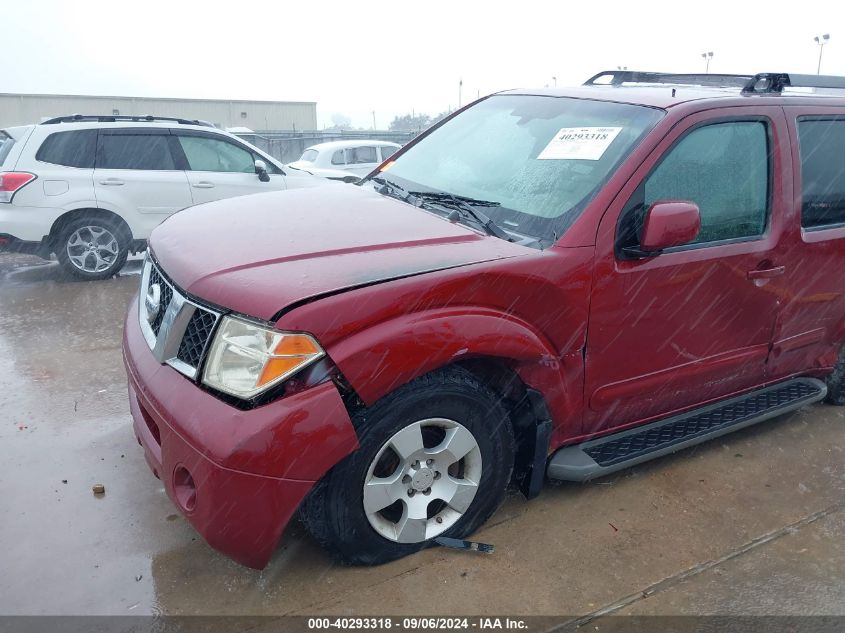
66,225,120,273
363,418,482,543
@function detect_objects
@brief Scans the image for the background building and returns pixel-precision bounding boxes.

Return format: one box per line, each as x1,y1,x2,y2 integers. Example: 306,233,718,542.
0,93,317,132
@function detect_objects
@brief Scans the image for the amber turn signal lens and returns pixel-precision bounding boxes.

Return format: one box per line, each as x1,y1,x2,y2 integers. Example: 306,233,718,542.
273,335,321,356
203,317,325,399
257,334,323,387
258,357,302,387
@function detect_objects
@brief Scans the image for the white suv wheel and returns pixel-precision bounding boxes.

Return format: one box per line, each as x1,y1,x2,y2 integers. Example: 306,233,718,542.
56,217,129,280
65,225,120,273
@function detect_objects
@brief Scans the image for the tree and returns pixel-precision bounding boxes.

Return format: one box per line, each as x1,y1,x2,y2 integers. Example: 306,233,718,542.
326,113,353,131
430,110,451,125
389,113,432,132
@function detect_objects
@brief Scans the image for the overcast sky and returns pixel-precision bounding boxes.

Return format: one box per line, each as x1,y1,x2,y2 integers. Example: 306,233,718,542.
5,0,844,129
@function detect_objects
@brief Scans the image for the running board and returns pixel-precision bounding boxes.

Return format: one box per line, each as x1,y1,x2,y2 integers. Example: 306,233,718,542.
547,377,827,482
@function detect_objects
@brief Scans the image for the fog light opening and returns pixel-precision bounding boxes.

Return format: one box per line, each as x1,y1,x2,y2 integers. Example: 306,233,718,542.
173,466,197,513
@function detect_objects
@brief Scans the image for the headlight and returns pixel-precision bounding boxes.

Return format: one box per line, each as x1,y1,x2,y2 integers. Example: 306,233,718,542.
202,316,324,399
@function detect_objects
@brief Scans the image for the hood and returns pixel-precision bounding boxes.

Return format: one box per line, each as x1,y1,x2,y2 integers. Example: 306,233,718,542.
151,185,528,321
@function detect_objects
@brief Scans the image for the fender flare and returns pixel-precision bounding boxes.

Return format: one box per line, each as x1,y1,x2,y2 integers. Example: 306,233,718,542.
49,207,134,244
327,306,564,406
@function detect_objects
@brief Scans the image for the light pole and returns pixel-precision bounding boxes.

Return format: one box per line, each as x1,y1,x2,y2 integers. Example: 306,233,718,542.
372,111,376,130
458,79,463,109
552,76,557,87
701,51,714,73
814,34,830,75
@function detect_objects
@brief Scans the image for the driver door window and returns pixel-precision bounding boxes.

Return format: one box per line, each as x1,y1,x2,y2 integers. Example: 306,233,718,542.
176,134,285,204
642,121,770,245
177,136,255,173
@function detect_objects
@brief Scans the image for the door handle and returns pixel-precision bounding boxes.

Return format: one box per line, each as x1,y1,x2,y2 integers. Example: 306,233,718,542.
192,182,215,189
99,178,124,186
747,265,785,280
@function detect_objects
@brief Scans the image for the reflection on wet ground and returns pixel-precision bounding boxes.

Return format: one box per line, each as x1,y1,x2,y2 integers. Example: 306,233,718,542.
0,253,843,617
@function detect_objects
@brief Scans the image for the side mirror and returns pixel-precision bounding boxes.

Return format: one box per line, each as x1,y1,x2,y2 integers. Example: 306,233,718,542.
639,201,701,253
255,159,270,182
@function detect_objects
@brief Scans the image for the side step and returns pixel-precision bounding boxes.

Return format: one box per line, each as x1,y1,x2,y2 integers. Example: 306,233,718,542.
547,377,827,482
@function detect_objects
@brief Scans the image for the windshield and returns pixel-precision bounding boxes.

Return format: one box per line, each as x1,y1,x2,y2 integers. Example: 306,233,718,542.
376,95,663,243
0,131,16,167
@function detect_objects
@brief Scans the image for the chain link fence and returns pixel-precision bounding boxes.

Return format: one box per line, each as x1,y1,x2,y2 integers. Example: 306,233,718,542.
234,130,419,164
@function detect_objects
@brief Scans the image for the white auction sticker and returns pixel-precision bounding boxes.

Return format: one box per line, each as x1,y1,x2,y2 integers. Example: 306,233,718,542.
537,126,623,160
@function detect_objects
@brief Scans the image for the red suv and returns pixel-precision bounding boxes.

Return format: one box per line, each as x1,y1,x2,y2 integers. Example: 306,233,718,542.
123,71,845,568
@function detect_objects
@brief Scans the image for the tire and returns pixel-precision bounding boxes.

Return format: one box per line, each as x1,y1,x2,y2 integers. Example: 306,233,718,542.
825,346,845,405
55,216,129,281
300,366,515,565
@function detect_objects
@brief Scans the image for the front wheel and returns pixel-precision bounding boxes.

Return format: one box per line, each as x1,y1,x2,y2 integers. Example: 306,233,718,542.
300,367,515,565
55,217,129,281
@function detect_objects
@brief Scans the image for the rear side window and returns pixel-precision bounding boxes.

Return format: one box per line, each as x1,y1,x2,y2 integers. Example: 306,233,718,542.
643,121,769,244
177,135,254,173
348,146,378,164
798,118,845,229
0,131,17,167
98,133,175,170
380,145,398,160
36,130,97,168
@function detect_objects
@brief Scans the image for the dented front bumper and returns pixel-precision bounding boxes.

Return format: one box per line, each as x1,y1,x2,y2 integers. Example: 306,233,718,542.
122,296,358,568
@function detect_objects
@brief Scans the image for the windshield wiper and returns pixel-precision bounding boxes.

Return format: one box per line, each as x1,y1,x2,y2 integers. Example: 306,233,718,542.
371,178,515,242
410,191,514,242
411,191,501,208
371,175,413,203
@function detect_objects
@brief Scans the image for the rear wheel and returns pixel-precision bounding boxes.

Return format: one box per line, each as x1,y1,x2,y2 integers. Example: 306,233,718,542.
55,217,129,281
300,367,514,565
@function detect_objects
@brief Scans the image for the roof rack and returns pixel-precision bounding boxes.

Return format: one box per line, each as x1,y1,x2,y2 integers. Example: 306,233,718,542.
584,70,845,95
742,73,845,93
40,114,213,126
584,70,752,89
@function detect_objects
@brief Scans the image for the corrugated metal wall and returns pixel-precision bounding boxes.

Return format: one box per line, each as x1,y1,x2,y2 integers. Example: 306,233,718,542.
0,93,317,131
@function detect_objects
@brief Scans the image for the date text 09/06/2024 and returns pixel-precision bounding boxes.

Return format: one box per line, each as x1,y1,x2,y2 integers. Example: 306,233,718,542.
307,617,528,630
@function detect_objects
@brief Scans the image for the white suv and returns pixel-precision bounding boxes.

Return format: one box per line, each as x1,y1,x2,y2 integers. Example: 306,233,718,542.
0,115,324,280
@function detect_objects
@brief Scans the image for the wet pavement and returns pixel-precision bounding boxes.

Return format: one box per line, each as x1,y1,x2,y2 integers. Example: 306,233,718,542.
0,253,843,619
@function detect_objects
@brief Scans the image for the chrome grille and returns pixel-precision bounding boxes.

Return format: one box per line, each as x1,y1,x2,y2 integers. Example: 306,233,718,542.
147,265,172,336
176,309,218,367
139,257,220,380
